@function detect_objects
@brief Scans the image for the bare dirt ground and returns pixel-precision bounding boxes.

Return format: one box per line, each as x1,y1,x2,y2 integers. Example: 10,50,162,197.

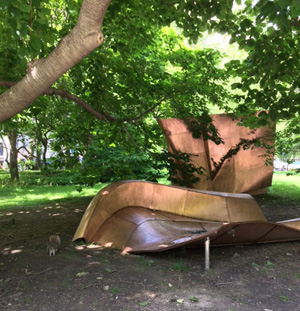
1,193,300,311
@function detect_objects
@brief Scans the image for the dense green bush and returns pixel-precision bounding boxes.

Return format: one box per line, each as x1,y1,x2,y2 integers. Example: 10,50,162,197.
19,160,35,171
80,145,168,186
0,145,206,189
79,142,207,187
154,150,207,187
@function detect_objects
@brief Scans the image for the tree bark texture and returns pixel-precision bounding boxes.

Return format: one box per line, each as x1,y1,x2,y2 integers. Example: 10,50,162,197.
7,130,19,181
0,0,111,123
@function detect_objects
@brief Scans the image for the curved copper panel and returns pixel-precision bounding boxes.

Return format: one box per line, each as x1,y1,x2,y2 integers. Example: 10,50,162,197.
74,181,300,252
158,115,275,194
73,181,300,253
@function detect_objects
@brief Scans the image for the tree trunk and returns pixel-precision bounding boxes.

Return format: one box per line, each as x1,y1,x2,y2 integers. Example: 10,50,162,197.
34,142,42,170
0,0,111,123
7,130,19,181
41,135,48,170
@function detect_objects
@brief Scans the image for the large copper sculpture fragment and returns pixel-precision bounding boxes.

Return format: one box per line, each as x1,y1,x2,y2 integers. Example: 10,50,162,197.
158,115,275,194
73,181,300,253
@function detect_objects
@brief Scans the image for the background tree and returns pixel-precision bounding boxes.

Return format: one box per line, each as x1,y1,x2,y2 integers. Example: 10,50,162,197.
225,1,300,127
0,116,30,181
276,119,300,170
1,0,299,127
1,0,299,184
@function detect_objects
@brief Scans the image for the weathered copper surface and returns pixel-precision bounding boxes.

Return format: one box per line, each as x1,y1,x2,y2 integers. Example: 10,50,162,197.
73,181,300,253
158,115,275,194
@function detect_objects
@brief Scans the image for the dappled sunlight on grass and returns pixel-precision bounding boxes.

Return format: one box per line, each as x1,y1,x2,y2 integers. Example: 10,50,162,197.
0,184,107,209
273,172,300,185
269,173,300,201
1,173,300,210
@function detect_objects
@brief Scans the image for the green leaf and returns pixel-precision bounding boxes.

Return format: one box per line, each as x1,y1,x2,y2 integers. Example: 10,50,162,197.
37,12,48,24
32,0,41,7
19,24,28,37
240,18,252,30
231,83,243,89
41,7,51,15
278,0,290,9
139,301,148,307
189,297,199,302
19,4,32,13
0,0,10,9
291,3,300,17
266,26,275,35
18,46,28,57
30,36,42,51
265,260,275,267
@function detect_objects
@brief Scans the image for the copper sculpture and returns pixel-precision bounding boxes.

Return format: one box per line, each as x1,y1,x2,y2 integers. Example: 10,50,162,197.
73,115,297,261
73,181,300,253
158,115,275,194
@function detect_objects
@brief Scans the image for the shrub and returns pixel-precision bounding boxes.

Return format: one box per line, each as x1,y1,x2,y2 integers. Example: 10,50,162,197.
80,145,167,186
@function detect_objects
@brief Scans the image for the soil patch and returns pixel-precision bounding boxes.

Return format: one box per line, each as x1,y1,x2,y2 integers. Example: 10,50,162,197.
1,195,300,311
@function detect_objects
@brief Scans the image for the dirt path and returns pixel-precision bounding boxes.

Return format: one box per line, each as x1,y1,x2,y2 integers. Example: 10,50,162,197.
1,195,300,311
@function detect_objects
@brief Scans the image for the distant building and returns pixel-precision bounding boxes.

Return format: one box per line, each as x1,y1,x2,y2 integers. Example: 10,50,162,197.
0,137,9,168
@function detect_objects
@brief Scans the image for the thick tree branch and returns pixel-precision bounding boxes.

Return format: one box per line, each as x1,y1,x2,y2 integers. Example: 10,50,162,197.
0,0,111,123
121,124,142,150
48,91,165,122
46,89,114,121
0,80,165,123
127,99,165,123
19,144,36,159
0,79,113,121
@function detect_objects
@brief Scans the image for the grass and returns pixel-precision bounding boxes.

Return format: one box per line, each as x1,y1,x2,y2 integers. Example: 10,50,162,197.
0,171,300,210
169,259,190,272
269,172,300,201
279,295,289,302
0,183,107,210
0,170,77,187
135,256,155,272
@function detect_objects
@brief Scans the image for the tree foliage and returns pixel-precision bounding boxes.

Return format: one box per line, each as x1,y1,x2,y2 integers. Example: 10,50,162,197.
276,119,300,166
225,1,300,126
1,0,299,182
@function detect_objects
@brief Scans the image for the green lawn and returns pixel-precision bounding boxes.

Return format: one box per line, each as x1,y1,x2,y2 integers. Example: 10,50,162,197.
269,172,300,202
0,172,300,210
0,184,107,210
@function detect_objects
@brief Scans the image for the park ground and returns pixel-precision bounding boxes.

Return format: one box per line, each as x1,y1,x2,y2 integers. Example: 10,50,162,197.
1,176,300,311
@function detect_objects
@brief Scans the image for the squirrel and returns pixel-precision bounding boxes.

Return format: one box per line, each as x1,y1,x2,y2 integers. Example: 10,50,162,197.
47,235,61,256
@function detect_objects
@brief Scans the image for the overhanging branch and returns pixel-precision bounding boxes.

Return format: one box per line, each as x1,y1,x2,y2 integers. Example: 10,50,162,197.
0,0,111,123
0,80,165,123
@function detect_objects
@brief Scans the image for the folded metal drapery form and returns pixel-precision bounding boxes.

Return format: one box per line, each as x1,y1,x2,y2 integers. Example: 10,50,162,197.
73,181,300,253
158,115,275,194
73,115,296,254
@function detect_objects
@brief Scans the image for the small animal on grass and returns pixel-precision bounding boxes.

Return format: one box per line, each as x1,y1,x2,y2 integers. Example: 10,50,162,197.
47,235,61,256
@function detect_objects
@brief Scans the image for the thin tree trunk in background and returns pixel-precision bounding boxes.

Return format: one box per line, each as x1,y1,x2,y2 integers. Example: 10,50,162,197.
7,130,19,181
42,135,48,170
35,141,42,170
